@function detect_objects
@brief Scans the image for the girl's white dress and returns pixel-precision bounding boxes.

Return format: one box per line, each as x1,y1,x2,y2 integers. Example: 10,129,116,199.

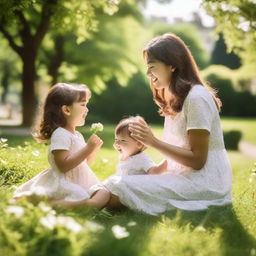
101,85,232,215
14,127,99,201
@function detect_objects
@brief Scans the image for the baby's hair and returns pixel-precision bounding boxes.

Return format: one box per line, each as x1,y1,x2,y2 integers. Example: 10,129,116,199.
115,116,144,136
115,115,147,151
32,83,91,143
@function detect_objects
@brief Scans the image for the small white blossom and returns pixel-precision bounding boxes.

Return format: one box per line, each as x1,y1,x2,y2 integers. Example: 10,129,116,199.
90,122,104,134
32,150,40,157
195,226,206,232
40,214,57,230
102,159,109,163
40,215,82,233
85,220,104,232
127,221,136,227
57,216,83,233
38,202,53,213
5,206,25,218
112,225,130,239
249,177,253,183
0,138,8,143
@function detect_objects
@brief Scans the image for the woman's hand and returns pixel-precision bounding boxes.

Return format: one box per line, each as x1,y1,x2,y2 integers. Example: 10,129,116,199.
128,119,157,147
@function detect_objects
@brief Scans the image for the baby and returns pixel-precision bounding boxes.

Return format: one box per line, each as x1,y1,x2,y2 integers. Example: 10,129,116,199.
88,116,167,197
113,116,167,175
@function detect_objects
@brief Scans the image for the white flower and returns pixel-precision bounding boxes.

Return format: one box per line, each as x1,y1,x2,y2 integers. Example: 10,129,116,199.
102,159,109,163
5,206,25,218
127,221,136,227
57,216,83,233
112,225,129,239
32,150,40,157
40,214,57,230
195,226,206,232
38,202,54,213
0,138,8,143
40,215,82,233
249,177,253,183
90,122,104,134
85,220,104,232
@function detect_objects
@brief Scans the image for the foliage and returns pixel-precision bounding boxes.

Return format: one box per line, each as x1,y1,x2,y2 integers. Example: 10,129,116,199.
0,0,119,126
211,33,241,69
223,130,242,150
149,21,210,69
202,65,256,117
0,124,256,255
88,73,162,124
221,117,256,144
202,0,256,67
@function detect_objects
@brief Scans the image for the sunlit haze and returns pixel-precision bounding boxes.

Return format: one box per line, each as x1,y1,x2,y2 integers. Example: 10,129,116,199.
142,0,215,27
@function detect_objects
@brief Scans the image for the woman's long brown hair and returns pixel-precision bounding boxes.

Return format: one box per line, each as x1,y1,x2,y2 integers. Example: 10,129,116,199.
32,83,91,143
143,33,221,116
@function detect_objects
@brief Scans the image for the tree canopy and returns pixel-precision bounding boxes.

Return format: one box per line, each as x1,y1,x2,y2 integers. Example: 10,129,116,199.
202,0,256,66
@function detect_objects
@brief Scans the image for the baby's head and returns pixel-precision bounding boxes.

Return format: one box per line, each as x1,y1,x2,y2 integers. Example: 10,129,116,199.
33,83,91,142
114,116,146,160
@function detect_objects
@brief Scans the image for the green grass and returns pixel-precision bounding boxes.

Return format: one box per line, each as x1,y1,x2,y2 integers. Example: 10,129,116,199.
221,117,256,144
0,125,256,256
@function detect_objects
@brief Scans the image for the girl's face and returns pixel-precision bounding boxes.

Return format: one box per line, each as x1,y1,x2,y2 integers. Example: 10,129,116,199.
146,57,174,89
65,99,89,128
114,131,143,161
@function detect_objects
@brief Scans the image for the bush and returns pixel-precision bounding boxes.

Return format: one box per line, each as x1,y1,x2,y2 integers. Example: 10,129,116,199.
223,130,242,150
88,72,162,124
202,65,256,117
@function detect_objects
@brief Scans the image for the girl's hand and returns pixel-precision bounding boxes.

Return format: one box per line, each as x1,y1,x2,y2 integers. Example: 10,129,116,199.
128,119,157,147
87,134,103,151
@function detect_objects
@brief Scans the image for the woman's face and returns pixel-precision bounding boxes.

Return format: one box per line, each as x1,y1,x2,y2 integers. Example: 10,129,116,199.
146,57,174,89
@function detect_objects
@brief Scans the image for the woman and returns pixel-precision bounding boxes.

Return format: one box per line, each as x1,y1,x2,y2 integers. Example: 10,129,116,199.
103,33,232,215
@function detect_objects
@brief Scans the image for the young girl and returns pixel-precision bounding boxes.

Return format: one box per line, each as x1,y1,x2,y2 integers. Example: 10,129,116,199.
13,83,110,209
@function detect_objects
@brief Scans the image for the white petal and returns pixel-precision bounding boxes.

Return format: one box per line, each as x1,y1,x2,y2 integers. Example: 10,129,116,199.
112,225,129,239
5,206,24,218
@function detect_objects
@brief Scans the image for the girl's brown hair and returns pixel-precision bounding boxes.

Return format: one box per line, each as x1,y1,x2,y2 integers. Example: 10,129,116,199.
32,83,91,143
143,33,221,116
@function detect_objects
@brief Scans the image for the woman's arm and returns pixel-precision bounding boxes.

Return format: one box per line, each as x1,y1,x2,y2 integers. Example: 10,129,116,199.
129,122,209,170
52,134,102,173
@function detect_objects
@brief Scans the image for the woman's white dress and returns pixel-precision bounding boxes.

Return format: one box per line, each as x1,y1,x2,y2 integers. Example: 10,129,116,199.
14,127,99,201
101,85,232,215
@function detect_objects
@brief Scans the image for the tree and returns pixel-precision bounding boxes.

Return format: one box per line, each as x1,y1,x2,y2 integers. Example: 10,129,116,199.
149,21,210,69
0,0,119,127
202,0,256,66
37,0,150,94
211,33,241,69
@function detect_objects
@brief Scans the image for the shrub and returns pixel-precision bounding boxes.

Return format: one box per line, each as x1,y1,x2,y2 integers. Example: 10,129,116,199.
223,130,242,150
202,65,256,117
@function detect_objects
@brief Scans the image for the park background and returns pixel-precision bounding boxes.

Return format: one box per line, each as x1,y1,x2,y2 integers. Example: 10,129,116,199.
0,0,256,255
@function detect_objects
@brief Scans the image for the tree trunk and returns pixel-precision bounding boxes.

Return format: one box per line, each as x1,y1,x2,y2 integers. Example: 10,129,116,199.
48,35,64,85
21,48,37,127
1,64,10,104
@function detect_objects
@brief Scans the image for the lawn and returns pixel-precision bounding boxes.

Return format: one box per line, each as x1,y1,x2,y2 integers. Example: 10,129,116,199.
0,124,256,256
